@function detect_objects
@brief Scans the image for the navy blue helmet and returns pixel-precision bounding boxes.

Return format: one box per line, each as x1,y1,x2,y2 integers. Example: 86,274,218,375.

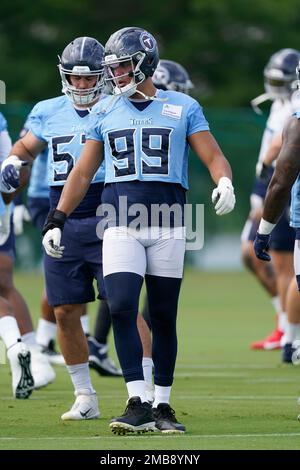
153,60,193,94
264,48,300,99
58,37,105,105
103,27,159,97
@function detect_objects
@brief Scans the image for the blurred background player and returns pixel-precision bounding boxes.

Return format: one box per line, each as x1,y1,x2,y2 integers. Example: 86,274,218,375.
241,49,300,350
0,111,55,391
256,104,300,362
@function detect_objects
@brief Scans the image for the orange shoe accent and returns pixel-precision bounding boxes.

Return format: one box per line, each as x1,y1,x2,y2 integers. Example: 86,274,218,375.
250,328,284,350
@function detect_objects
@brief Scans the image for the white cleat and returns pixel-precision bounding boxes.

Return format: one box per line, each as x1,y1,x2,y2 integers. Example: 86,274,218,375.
30,346,56,389
7,341,34,399
61,389,100,421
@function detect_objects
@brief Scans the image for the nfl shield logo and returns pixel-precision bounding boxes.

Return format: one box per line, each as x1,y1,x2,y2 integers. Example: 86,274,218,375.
139,32,156,52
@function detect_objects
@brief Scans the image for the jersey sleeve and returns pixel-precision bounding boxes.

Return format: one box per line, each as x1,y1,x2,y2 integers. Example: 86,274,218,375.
27,103,47,142
85,112,104,142
0,112,8,132
0,130,12,164
186,101,210,136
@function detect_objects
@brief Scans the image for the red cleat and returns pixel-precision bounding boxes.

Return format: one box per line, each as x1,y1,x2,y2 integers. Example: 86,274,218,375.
250,328,284,350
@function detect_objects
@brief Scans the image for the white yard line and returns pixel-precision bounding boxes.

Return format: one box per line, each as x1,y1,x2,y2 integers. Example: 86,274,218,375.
1,432,300,441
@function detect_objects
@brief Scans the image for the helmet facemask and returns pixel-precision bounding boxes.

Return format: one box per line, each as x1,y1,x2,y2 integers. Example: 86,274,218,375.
264,68,296,100
58,63,103,106
103,52,146,98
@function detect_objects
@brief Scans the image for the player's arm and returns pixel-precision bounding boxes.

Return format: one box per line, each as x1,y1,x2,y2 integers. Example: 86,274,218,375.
42,139,104,259
263,116,300,223
57,139,104,216
1,131,45,194
255,132,282,182
263,132,282,167
254,116,300,261
188,130,235,215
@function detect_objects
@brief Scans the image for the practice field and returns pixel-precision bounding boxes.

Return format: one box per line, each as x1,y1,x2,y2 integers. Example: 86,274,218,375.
0,269,300,450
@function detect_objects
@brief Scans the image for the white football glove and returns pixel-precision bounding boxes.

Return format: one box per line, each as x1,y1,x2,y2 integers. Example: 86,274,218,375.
13,204,31,236
0,203,12,246
212,177,236,216
0,155,29,193
42,227,65,258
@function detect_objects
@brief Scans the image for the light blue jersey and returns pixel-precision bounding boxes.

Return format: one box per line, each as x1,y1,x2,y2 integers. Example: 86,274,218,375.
21,116,49,199
290,111,300,227
28,95,105,187
0,112,7,215
87,89,209,190
0,112,8,216
0,112,7,132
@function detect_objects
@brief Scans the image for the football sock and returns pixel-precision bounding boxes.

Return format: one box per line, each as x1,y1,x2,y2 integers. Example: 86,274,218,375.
36,318,57,347
142,357,153,385
153,385,172,408
126,380,147,403
0,316,21,349
278,312,287,333
285,322,300,344
80,314,89,336
66,362,95,394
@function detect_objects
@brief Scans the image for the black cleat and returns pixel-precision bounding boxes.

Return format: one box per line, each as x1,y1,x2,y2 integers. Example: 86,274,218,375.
88,337,122,377
110,396,156,435
282,343,296,363
41,339,65,366
152,403,186,434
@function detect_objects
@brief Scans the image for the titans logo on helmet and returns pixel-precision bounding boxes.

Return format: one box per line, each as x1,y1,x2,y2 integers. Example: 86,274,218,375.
139,32,156,52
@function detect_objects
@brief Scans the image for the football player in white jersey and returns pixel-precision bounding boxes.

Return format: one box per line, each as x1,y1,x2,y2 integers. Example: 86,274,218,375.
241,49,299,350
41,27,235,434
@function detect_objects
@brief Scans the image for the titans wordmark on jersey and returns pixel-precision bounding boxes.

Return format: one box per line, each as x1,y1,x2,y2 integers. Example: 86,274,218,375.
86,89,209,190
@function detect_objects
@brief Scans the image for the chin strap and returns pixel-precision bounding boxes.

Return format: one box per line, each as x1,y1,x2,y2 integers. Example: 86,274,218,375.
134,89,168,102
250,92,273,114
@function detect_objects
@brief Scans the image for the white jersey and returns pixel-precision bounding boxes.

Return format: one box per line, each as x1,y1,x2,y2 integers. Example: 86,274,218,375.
257,91,300,165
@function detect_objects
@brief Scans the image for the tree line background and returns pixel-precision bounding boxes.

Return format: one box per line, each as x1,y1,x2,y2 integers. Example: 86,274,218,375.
1,0,300,246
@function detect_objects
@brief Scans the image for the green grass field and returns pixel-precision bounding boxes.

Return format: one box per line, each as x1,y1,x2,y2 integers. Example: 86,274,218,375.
1,269,300,450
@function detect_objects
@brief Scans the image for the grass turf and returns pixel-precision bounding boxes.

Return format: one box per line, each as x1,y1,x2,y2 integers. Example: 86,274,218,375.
0,269,299,450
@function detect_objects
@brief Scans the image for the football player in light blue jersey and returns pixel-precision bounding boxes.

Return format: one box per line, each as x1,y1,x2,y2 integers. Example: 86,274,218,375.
140,58,195,398
18,117,122,373
42,27,236,434
1,37,110,420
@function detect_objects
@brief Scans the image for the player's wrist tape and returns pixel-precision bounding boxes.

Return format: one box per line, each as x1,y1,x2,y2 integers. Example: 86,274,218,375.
42,209,67,235
258,218,275,235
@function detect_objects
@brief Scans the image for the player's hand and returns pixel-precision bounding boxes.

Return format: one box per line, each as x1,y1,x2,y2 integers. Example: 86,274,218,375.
42,209,67,258
1,155,29,193
42,227,65,258
253,232,271,261
212,177,236,215
13,204,31,236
